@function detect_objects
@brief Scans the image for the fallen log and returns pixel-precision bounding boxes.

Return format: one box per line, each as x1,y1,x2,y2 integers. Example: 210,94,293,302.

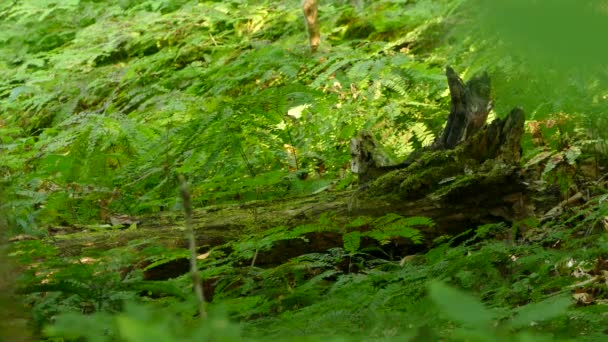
49,67,543,272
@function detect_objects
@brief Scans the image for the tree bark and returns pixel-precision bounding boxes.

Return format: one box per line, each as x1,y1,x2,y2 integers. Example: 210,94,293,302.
302,0,320,52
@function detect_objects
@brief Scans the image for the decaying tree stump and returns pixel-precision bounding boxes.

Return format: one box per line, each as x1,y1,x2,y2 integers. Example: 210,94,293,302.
348,66,529,241
350,66,513,184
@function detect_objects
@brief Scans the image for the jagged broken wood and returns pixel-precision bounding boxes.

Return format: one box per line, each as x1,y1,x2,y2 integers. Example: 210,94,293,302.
350,66,498,183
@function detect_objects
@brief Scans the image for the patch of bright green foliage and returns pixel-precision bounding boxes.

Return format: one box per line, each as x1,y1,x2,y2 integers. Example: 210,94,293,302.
10,213,608,340
2,0,608,341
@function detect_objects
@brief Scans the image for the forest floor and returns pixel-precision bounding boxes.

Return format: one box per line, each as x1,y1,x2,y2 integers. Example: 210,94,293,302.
2,0,608,341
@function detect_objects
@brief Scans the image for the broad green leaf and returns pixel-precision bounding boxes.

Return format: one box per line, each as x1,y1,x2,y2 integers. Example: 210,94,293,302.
343,231,361,254
509,295,571,329
428,281,493,328
117,315,173,342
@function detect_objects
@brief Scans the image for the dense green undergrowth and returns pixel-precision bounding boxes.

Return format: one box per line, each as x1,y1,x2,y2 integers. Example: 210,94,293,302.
8,209,608,340
2,0,608,340
1,0,459,235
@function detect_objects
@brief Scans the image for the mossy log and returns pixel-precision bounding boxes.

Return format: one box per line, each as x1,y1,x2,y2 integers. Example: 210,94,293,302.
49,67,542,275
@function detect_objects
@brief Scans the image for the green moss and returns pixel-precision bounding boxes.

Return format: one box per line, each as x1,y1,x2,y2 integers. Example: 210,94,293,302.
399,166,458,199
366,148,465,199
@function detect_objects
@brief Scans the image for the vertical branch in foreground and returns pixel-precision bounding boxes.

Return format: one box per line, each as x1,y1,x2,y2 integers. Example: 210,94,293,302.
249,188,260,267
302,0,320,52
179,175,206,319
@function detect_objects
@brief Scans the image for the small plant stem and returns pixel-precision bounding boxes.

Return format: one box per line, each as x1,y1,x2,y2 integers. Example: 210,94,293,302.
179,175,206,319
250,186,260,268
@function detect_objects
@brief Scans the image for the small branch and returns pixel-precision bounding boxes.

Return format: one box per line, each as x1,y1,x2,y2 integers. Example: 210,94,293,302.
542,192,584,222
208,33,218,46
302,0,320,52
285,128,299,171
179,175,206,319
250,187,261,268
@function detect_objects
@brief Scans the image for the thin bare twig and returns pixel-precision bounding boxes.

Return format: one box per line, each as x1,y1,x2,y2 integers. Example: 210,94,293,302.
179,175,207,319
